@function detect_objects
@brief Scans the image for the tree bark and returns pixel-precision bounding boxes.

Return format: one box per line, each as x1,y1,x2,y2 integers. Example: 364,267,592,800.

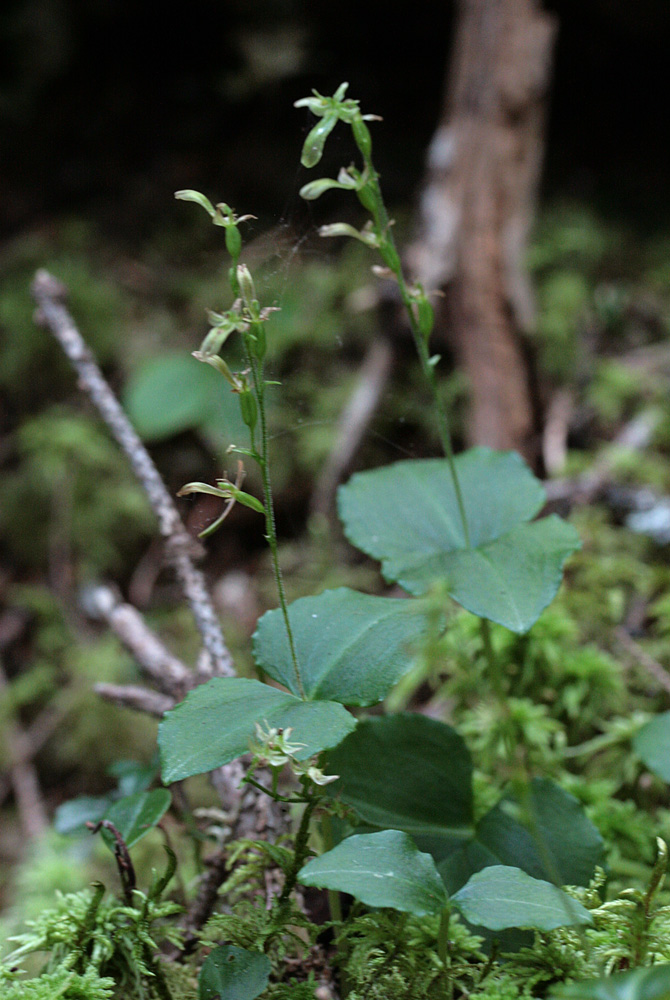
408,0,557,462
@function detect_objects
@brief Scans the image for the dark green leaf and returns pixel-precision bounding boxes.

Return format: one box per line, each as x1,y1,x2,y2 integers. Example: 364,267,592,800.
440,778,603,894
199,945,271,1000
298,830,448,916
159,677,356,783
253,588,427,704
476,779,603,887
338,448,580,633
452,865,592,931
551,965,670,1000
327,714,473,839
102,789,171,848
633,712,670,783
328,724,601,896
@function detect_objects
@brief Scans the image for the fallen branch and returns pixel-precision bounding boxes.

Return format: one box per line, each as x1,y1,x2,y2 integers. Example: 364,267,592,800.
94,683,175,717
83,585,192,696
31,269,234,678
31,268,290,941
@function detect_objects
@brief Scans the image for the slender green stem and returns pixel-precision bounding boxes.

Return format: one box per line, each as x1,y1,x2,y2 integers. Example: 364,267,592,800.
362,165,470,547
245,341,305,699
243,773,298,803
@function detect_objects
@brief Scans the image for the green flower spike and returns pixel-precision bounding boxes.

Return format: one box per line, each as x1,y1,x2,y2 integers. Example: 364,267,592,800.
294,83,381,167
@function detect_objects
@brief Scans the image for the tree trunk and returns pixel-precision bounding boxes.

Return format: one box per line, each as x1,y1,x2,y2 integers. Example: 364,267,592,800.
408,0,557,463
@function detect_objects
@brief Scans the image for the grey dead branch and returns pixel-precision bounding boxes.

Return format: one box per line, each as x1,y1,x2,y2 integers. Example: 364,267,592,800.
30,268,287,937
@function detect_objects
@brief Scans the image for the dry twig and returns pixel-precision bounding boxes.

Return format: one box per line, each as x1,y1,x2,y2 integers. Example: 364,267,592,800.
31,269,234,678
84,585,192,695
31,268,288,938
94,683,176,717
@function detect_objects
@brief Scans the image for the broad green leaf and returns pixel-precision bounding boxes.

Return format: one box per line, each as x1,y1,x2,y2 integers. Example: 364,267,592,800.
551,965,670,1000
452,865,592,931
327,715,473,841
123,353,245,444
327,722,601,896
102,789,171,848
199,945,271,1000
338,448,580,633
475,778,603,887
298,830,448,916
253,588,427,704
440,778,603,894
159,677,356,783
633,712,670,782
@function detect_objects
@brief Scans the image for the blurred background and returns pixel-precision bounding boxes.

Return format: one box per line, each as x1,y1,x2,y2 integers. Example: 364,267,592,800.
2,0,670,926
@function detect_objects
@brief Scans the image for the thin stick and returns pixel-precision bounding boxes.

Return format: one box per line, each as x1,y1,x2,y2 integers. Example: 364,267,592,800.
31,269,233,678
84,584,192,695
94,683,175,717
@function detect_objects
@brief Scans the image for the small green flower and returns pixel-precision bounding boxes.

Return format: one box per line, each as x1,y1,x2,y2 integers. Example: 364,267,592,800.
318,221,380,248
293,761,340,786
294,83,381,167
249,722,306,768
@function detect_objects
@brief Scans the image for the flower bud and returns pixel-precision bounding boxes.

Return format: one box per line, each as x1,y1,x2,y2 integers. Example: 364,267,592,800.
356,182,377,213
351,118,372,160
301,114,338,168
379,241,401,272
416,292,435,342
252,321,266,361
239,389,258,433
225,224,242,262
237,264,256,310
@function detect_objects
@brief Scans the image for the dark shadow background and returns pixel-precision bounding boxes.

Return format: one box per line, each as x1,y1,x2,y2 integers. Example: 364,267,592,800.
1,0,669,244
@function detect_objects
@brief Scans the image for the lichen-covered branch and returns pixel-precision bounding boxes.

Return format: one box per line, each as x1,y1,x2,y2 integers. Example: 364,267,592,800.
94,683,175,717
84,584,192,696
31,269,233,677
31,269,292,945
